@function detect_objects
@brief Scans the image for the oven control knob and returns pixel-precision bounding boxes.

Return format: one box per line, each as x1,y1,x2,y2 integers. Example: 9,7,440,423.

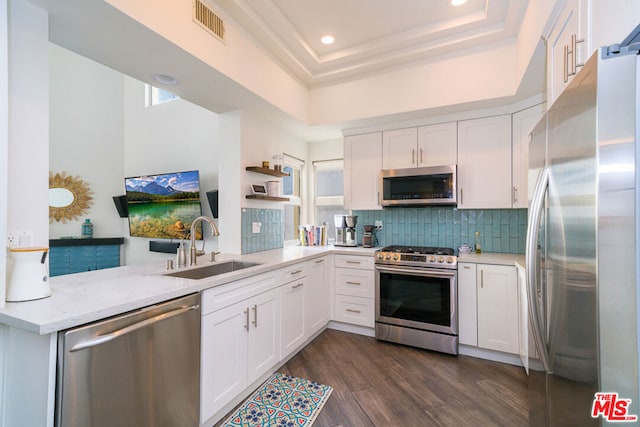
437,256,444,263
376,253,383,260
428,255,436,262
385,254,391,260
446,257,454,264
392,255,399,261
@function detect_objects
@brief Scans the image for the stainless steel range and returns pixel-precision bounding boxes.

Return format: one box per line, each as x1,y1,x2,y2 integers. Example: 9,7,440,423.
375,245,458,355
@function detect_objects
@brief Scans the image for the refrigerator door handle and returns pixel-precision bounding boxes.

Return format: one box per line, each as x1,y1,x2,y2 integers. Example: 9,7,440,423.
526,167,551,372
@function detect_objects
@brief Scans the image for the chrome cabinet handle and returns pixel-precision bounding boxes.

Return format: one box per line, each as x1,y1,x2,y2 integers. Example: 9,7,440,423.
412,148,415,165
346,281,361,285
563,44,569,83
480,270,484,288
315,259,324,264
460,188,464,205
70,305,199,352
346,308,361,314
420,147,423,165
564,33,585,83
289,269,303,275
292,283,304,289
244,308,249,331
345,260,361,264
252,304,258,328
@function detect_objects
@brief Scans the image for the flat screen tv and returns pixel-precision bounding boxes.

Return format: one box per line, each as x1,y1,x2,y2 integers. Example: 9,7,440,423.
125,170,203,240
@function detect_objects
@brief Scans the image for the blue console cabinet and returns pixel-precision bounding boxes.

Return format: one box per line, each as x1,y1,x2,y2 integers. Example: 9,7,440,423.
49,238,124,277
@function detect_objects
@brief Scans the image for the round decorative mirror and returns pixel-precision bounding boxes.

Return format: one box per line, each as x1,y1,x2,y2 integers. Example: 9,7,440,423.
49,171,93,223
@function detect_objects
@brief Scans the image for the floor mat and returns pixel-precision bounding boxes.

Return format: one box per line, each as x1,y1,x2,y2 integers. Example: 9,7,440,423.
220,372,333,427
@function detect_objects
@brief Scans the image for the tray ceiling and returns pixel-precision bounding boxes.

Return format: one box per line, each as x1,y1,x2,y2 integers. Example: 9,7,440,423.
216,0,529,86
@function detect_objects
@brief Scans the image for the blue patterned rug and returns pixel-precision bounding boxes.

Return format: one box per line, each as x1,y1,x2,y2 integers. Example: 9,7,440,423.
221,372,333,427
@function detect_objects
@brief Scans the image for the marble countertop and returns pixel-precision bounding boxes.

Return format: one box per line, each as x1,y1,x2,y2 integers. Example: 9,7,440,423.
0,246,521,335
0,245,376,335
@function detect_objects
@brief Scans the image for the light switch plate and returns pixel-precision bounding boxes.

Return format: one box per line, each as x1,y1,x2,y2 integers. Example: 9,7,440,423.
375,220,383,230
252,222,262,233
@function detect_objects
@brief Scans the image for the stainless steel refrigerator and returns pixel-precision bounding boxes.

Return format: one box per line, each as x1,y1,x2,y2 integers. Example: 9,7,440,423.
526,26,640,426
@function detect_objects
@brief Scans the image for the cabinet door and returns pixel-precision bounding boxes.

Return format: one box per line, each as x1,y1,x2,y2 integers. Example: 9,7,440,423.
457,262,478,346
457,115,512,209
305,258,329,337
344,132,382,210
512,104,545,208
247,288,280,384
547,0,589,106
417,122,457,167
201,301,248,421
382,127,418,169
280,279,306,356
477,264,518,354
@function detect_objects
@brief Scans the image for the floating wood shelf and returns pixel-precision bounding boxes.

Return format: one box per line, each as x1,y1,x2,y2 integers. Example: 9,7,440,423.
245,166,289,177
246,194,290,202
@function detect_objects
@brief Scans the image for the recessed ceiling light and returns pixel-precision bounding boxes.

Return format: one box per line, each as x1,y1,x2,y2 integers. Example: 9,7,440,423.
153,73,178,85
451,0,467,5
321,35,335,45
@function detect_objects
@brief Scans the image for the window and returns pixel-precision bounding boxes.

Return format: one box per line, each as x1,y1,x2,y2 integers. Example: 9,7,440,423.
145,84,179,107
313,159,348,239
282,154,304,242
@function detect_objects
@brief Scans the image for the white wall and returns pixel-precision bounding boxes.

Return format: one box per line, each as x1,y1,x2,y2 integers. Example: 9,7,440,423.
590,0,640,50
49,43,125,239
123,76,220,265
6,0,49,296
1,2,8,307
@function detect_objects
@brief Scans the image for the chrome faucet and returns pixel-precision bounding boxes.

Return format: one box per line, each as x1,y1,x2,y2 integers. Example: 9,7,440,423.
190,216,220,266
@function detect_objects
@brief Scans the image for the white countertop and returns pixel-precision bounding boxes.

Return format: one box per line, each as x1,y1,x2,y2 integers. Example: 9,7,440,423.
0,245,376,335
0,246,521,335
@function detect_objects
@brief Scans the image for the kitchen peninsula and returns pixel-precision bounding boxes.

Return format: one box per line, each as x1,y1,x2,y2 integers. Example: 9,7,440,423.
0,246,526,427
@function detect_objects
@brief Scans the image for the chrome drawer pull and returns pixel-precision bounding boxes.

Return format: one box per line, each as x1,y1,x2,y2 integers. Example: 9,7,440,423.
244,308,249,331
345,260,361,264
346,281,361,285
346,308,361,314
252,304,258,328
289,269,303,275
292,283,304,289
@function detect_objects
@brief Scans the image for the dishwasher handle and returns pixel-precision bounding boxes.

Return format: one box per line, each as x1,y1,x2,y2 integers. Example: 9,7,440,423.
70,304,200,353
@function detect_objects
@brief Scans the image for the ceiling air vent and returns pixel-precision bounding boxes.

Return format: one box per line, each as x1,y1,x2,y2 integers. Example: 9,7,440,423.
193,0,225,42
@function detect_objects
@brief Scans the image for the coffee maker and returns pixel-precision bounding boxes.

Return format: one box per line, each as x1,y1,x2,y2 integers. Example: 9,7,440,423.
362,225,377,248
334,215,357,246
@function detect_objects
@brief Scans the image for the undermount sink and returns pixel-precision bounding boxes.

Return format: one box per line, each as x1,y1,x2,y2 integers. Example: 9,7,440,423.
166,260,261,280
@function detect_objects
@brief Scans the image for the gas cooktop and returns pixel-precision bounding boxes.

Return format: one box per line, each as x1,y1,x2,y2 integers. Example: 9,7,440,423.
375,245,457,268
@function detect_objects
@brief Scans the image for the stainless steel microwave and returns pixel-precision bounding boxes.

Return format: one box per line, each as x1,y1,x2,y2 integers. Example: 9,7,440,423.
379,165,457,206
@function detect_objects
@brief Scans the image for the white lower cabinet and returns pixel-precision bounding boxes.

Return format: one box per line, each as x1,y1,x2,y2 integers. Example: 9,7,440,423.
333,255,375,328
280,276,307,356
477,264,518,354
201,286,280,421
305,257,329,336
457,262,478,346
458,262,519,355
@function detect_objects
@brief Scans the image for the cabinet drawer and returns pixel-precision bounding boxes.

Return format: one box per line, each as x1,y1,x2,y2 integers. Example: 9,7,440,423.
279,263,307,283
333,295,374,328
334,255,374,270
201,272,276,315
335,268,374,298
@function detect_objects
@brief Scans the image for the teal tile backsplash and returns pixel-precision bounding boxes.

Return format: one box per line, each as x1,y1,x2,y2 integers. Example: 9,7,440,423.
240,206,526,254
241,208,283,254
353,207,527,253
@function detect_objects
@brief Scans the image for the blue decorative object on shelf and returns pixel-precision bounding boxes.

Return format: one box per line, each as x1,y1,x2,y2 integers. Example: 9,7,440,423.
81,219,93,239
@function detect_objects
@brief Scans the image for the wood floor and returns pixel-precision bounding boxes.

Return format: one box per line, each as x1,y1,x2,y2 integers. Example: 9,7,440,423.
278,329,529,427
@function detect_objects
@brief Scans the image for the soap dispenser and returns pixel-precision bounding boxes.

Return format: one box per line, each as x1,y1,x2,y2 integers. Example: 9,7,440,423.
176,240,187,268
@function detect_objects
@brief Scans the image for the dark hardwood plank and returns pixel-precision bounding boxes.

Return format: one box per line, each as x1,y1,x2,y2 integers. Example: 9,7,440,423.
279,329,529,427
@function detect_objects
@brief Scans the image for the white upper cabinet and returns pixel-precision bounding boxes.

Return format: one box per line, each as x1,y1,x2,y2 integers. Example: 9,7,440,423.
546,0,589,106
382,123,456,170
344,132,382,210
382,128,417,169
457,115,512,209
417,122,457,167
512,103,546,209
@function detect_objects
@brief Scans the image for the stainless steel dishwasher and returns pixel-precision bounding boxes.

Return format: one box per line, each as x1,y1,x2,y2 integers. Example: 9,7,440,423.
55,293,201,427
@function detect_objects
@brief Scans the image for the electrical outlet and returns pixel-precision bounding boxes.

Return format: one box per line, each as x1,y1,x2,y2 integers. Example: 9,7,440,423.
375,220,383,230
7,231,33,248
252,222,262,234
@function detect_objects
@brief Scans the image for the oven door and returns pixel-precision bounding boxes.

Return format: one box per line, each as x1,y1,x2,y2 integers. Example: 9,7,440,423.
375,265,457,335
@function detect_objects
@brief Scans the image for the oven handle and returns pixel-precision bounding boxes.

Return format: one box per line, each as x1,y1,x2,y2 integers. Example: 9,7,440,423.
375,265,457,278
